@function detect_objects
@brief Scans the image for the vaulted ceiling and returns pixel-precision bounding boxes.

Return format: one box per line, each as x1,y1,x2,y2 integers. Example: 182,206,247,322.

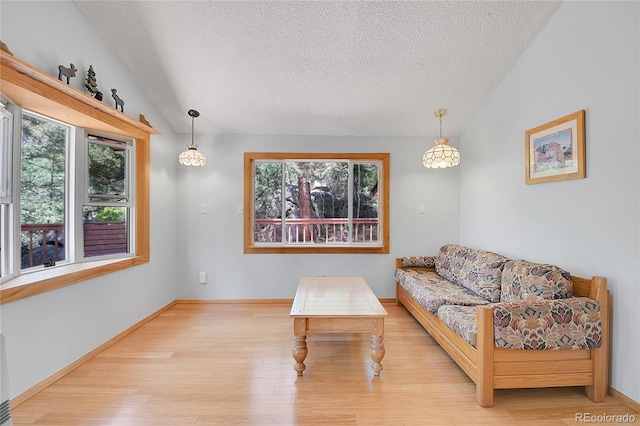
73,1,561,136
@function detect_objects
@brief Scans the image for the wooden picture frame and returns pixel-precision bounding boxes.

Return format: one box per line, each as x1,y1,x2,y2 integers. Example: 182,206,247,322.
525,110,585,184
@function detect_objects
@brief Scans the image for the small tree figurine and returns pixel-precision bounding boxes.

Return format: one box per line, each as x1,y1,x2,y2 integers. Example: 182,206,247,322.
84,65,103,101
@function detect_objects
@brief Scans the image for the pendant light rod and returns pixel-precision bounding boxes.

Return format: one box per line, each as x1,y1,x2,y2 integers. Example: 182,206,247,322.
188,109,200,148
435,108,446,139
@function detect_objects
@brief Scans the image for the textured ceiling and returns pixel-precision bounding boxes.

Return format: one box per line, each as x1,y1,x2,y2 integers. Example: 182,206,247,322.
73,1,561,136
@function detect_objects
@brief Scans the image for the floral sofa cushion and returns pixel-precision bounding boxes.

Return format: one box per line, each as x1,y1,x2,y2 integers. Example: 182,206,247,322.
401,256,435,268
435,244,509,303
434,244,470,286
396,269,489,314
493,298,602,350
437,305,478,348
500,259,573,303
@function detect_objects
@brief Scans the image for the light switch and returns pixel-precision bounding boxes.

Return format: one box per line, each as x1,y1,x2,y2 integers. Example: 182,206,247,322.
236,205,243,215
418,204,425,214
201,203,209,214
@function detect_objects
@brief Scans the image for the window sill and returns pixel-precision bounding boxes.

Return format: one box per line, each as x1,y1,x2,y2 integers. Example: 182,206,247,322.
0,255,149,304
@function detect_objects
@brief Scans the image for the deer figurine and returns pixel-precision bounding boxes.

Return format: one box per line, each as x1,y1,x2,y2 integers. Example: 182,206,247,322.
57,63,77,84
111,89,124,112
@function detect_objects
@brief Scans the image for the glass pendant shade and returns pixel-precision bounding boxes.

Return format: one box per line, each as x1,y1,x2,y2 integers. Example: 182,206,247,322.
423,138,460,168
423,108,460,168
179,147,206,166
179,109,206,166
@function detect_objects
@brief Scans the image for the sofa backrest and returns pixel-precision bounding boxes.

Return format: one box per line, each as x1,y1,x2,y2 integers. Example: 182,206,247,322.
500,259,573,302
400,256,435,268
435,244,509,302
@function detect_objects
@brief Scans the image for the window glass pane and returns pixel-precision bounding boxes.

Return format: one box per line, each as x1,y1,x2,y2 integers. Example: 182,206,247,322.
253,161,283,243
20,114,67,269
88,139,127,203
245,152,389,254
286,161,349,244
284,161,348,244
352,162,380,243
82,206,128,257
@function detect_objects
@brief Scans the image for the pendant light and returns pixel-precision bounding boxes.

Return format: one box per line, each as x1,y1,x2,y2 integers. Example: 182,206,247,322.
179,109,206,166
423,108,460,168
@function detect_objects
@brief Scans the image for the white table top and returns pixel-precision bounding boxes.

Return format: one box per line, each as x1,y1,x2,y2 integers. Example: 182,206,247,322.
290,276,388,318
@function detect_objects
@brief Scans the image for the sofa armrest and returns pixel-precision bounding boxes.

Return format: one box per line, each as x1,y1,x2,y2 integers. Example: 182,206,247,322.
397,256,436,269
491,297,602,350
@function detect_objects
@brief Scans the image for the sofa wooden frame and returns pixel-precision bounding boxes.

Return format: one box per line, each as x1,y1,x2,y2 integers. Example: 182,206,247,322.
395,258,610,407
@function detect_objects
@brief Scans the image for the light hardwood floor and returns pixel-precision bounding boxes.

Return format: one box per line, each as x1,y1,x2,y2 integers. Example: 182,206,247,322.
12,303,638,425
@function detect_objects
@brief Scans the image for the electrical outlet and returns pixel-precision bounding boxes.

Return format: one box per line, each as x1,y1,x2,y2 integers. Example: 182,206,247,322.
199,272,207,284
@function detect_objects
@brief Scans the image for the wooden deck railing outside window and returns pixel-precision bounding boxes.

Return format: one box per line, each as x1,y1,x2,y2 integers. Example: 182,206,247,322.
254,218,379,244
21,222,127,268
20,223,65,268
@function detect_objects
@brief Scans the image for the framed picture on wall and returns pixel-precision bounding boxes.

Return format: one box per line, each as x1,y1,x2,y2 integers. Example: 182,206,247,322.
525,110,585,184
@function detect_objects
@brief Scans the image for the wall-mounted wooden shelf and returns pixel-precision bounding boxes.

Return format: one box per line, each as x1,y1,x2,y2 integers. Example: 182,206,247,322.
0,50,159,137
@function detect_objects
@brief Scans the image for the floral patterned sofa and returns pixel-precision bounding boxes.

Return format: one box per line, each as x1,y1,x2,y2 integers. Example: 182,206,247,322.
396,244,610,407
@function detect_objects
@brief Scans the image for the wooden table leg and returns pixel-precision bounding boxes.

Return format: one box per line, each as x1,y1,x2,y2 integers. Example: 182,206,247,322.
370,318,385,376
292,317,308,376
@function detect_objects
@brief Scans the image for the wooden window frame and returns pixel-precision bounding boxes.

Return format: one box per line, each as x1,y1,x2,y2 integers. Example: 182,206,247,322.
244,152,390,254
0,51,157,304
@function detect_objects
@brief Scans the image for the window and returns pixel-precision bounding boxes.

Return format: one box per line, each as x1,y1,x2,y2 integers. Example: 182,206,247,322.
83,132,134,258
0,104,15,279
0,52,155,304
20,112,70,269
12,112,136,272
244,152,389,254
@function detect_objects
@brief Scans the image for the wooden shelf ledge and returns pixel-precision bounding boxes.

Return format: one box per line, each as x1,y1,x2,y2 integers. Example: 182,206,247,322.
1,51,159,136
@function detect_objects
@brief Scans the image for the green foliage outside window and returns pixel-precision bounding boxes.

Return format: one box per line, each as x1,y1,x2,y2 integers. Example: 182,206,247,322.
88,141,126,199
20,114,66,226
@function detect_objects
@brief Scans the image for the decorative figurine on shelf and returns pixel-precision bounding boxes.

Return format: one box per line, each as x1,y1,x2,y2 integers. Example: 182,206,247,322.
1,40,13,55
57,63,77,84
111,89,124,112
139,114,151,127
84,65,103,101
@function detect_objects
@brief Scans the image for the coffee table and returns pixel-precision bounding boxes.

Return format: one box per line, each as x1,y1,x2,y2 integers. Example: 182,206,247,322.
290,276,389,376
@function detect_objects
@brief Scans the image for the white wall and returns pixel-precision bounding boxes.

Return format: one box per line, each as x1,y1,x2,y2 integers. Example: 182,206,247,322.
460,1,639,403
176,134,460,300
0,1,179,399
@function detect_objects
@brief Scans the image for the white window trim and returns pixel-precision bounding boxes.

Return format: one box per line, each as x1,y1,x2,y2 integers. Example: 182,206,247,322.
0,106,12,204
84,130,135,207
79,129,136,260
0,103,17,281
